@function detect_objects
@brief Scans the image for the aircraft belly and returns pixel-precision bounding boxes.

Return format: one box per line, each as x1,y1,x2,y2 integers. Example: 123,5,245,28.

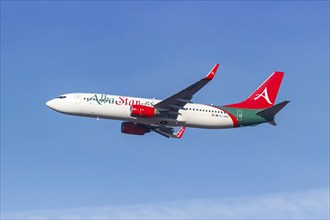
134,118,184,127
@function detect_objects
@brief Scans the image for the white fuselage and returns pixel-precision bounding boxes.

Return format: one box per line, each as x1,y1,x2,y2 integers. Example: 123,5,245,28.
46,93,235,129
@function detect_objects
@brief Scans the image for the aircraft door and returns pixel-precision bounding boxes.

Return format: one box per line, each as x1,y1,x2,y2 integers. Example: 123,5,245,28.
237,109,243,121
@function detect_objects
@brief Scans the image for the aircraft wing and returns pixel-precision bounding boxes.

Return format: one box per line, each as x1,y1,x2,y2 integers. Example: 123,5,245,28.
149,125,186,138
154,64,219,119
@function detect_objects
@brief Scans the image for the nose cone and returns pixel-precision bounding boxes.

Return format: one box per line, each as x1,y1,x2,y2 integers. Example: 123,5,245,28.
46,99,57,110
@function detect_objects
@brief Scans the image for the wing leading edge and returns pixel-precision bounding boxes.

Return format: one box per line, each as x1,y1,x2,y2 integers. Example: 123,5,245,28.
154,64,220,119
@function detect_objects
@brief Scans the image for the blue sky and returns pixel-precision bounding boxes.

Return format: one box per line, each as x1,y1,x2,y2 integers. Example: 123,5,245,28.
1,1,329,219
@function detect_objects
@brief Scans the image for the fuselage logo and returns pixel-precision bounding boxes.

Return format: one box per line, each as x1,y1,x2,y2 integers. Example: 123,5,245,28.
254,87,272,104
86,94,155,106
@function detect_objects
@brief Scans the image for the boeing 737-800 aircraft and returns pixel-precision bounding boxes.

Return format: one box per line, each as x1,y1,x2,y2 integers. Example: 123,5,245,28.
46,64,289,138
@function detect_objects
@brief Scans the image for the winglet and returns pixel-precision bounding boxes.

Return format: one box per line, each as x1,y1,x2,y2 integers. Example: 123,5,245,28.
204,64,220,80
175,126,186,138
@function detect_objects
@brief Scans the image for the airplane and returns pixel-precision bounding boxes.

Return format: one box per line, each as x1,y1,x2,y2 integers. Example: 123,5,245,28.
46,64,289,138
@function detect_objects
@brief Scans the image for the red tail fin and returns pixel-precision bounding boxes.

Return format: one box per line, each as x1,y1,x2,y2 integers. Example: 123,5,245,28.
225,72,284,109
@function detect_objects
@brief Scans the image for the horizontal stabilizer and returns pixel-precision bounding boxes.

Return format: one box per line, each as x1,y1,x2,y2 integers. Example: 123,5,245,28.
268,120,277,126
257,100,290,117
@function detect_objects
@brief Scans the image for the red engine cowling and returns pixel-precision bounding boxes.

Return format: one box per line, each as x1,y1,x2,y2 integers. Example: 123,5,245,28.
121,122,150,135
130,105,159,118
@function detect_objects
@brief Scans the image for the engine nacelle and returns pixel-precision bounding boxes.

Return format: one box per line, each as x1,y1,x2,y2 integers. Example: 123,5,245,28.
121,122,150,136
130,105,159,118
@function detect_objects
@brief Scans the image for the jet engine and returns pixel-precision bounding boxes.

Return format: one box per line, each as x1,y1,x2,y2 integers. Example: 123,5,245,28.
130,105,159,118
121,122,150,135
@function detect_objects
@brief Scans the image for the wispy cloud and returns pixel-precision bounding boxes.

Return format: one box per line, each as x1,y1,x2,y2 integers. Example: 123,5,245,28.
2,188,329,219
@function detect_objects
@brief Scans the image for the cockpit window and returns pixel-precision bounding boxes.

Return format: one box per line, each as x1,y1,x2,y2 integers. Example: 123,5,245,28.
57,96,67,99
